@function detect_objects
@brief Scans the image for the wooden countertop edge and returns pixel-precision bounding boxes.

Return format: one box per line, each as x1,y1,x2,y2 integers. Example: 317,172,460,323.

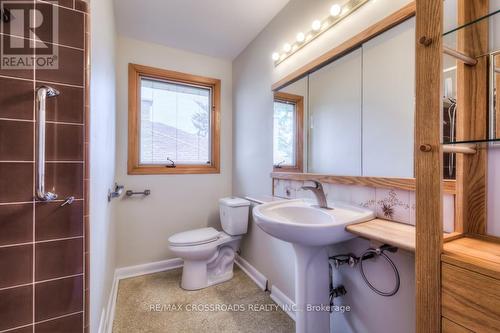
346,219,460,253
442,236,500,279
441,253,500,280
346,219,416,252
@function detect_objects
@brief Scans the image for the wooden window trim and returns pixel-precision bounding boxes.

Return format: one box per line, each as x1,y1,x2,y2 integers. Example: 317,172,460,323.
273,91,304,173
128,63,221,175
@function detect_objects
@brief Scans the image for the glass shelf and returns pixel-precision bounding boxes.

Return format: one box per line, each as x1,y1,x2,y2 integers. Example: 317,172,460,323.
443,9,500,54
442,138,500,149
441,8,500,153
444,9,500,37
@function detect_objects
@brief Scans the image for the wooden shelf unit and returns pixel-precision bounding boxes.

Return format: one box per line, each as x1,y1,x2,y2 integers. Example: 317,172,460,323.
416,0,493,331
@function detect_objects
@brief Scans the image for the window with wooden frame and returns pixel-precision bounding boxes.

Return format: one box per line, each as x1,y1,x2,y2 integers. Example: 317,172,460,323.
273,92,303,172
128,64,220,174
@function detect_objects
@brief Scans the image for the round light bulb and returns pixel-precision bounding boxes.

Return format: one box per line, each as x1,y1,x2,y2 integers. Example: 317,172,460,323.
283,43,292,53
312,20,322,31
272,52,280,61
296,32,305,43
330,4,341,17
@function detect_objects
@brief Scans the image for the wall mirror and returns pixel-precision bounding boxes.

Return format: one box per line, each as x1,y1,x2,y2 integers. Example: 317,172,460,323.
492,51,500,140
442,52,458,179
273,18,416,179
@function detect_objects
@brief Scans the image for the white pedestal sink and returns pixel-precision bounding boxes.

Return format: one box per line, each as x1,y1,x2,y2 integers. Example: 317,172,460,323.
253,199,375,333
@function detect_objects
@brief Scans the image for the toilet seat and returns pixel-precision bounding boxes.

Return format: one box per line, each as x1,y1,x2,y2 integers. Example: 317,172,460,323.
168,227,221,247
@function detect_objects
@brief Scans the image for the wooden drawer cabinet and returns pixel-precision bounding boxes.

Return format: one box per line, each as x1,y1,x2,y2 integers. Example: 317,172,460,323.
442,263,500,332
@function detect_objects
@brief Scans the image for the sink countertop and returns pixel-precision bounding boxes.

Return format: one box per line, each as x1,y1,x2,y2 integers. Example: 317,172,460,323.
245,195,287,205
247,195,451,253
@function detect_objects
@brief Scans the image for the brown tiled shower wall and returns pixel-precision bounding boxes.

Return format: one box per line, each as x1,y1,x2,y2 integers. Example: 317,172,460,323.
0,1,89,332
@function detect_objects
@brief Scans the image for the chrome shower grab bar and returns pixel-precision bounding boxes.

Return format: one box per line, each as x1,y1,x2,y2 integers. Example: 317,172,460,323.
36,86,60,201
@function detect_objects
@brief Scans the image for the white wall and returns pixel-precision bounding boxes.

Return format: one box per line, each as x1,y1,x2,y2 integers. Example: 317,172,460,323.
233,0,415,331
114,37,233,267
89,0,117,331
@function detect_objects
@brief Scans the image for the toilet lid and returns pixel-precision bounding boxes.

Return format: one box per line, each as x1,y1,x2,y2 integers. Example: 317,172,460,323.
168,227,221,246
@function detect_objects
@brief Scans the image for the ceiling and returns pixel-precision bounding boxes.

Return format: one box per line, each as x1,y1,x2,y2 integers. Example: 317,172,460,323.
114,0,290,60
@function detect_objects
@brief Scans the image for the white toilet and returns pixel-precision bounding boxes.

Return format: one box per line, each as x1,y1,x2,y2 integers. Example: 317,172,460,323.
168,197,251,290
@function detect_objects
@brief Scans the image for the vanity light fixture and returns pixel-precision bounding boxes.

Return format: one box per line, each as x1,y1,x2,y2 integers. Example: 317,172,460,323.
311,19,322,31
271,0,370,66
330,4,342,17
296,32,305,43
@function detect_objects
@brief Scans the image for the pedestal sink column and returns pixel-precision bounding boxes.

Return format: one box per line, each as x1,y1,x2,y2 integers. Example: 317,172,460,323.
293,244,330,333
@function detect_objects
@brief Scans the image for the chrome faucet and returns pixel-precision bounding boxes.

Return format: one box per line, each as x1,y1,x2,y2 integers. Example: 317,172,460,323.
301,181,330,209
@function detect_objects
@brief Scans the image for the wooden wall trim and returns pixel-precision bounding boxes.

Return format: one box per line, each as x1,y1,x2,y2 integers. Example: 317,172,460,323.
415,0,443,332
271,172,456,194
271,1,416,91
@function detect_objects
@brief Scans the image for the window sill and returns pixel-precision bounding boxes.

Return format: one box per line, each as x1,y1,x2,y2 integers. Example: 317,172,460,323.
128,165,220,175
273,167,302,173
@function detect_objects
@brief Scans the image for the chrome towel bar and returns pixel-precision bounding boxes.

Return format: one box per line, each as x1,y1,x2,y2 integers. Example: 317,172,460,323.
126,189,151,197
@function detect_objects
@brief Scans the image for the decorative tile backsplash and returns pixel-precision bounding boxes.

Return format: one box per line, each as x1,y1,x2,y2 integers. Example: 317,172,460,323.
273,179,455,232
375,188,410,222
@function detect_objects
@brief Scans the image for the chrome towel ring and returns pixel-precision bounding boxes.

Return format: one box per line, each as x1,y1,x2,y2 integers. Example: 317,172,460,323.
359,247,400,297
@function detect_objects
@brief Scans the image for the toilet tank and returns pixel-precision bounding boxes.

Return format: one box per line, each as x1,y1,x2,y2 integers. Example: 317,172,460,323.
219,197,251,235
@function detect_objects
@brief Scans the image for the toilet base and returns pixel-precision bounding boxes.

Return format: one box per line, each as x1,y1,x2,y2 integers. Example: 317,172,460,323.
181,262,235,290
181,260,210,290
178,236,241,290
